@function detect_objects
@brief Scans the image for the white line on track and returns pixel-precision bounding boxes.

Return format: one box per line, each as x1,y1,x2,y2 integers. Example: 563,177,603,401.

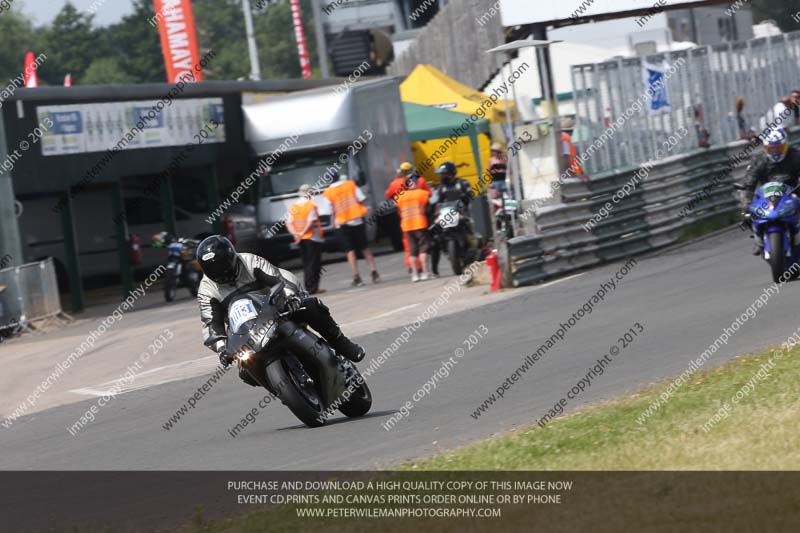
66,275,584,398
69,356,218,397
341,303,420,328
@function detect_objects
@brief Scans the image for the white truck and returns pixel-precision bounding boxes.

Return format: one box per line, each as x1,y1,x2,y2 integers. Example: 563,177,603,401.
242,77,411,262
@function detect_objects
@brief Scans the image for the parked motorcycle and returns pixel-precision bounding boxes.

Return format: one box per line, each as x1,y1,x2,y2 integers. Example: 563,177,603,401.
491,190,518,239
430,200,484,275
152,233,201,302
226,281,372,427
737,178,800,282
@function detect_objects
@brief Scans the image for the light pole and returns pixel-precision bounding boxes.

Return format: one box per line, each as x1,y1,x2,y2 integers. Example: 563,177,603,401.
309,0,331,77
487,39,562,202
242,0,262,80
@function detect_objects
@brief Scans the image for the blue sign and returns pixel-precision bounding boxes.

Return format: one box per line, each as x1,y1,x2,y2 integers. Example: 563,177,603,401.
132,106,164,129
643,63,672,115
207,102,224,124
50,111,83,135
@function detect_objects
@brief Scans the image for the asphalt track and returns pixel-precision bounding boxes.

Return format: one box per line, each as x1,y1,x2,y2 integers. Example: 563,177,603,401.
2,227,798,471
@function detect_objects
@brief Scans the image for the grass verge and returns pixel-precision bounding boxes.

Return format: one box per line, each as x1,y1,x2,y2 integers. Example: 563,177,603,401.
405,342,800,470
184,342,800,532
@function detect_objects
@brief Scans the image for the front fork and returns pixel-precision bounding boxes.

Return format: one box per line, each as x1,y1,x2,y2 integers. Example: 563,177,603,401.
763,226,800,261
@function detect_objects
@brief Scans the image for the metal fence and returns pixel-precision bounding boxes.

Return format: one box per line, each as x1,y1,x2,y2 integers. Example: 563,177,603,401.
571,31,800,175
0,258,62,329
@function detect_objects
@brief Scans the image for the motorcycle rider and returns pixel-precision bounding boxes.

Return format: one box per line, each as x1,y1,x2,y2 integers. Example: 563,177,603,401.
741,128,800,255
196,235,365,386
430,161,477,275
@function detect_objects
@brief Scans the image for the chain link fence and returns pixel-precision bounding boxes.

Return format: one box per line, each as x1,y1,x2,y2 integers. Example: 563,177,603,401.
0,258,62,331
571,31,800,175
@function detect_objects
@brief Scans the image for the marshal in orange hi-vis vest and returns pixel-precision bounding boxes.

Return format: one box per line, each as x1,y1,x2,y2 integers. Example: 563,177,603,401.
561,132,584,177
323,181,368,225
397,189,430,232
289,201,323,241
153,0,204,83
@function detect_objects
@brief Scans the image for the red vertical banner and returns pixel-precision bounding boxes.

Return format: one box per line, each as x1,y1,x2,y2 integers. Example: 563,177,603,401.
152,0,204,83
290,0,312,79
23,51,38,88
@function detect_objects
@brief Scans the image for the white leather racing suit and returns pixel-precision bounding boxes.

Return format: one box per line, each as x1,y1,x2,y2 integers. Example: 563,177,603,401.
197,253,362,384
198,253,305,353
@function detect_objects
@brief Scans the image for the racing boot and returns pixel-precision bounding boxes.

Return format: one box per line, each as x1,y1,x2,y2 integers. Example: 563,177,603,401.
330,332,366,363
301,297,366,362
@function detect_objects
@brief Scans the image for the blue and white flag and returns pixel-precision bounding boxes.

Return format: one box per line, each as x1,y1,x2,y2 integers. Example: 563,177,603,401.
642,62,672,115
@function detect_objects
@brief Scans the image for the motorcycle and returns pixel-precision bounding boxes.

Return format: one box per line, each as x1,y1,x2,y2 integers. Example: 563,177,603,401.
226,281,372,427
430,200,484,275
737,178,800,283
491,190,518,240
154,234,202,302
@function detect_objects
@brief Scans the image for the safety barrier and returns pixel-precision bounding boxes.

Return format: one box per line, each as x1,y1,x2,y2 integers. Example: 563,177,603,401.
505,131,798,286
0,258,62,329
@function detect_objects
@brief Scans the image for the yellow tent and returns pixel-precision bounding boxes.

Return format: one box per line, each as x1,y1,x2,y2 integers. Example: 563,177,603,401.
400,64,513,124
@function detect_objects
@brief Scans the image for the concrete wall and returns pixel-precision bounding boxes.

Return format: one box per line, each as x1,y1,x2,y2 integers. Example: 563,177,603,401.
667,6,754,46
388,0,505,90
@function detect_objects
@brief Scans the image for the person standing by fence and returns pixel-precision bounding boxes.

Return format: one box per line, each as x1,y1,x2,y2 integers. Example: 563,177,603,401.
736,96,755,141
488,143,508,191
560,118,586,181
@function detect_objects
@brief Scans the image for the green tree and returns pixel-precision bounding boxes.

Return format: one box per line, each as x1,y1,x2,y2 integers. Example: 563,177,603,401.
39,2,101,84
81,57,136,85
752,0,800,33
192,0,250,80
0,9,39,85
102,0,165,83
254,0,320,79
0,0,325,86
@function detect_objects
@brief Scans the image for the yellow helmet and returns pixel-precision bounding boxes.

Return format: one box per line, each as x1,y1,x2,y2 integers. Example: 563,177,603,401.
399,161,413,173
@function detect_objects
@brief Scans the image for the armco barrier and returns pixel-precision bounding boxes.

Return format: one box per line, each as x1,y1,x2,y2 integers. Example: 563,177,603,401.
506,132,797,287
0,258,62,328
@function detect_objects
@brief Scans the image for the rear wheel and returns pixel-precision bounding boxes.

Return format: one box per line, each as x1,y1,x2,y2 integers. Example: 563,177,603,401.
266,356,326,428
768,232,785,283
448,239,463,275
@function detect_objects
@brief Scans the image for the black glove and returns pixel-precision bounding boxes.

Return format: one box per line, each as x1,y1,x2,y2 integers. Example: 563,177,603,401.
218,349,233,368
284,294,303,314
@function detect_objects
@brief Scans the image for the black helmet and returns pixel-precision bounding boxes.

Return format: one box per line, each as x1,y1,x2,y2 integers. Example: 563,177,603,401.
435,161,457,185
197,235,239,284
435,161,457,177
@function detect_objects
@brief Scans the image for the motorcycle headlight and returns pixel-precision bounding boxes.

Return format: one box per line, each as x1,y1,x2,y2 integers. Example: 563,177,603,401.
237,347,255,361
778,204,796,217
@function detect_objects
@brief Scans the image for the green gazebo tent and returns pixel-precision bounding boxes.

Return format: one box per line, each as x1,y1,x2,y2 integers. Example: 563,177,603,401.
402,101,491,187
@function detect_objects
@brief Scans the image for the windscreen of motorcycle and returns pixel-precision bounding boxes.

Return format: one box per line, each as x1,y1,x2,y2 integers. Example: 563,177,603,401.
229,298,259,333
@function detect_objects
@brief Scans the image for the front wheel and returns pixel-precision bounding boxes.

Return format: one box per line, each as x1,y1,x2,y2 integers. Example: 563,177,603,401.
768,232,785,283
266,357,326,428
338,362,372,418
448,239,463,275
